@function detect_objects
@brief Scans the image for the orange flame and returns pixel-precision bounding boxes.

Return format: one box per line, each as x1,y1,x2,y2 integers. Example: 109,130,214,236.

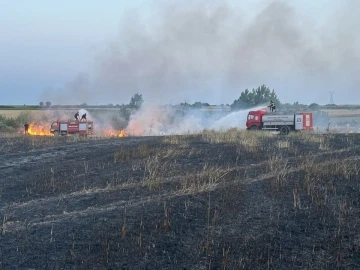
119,130,127,137
103,129,128,137
27,122,52,136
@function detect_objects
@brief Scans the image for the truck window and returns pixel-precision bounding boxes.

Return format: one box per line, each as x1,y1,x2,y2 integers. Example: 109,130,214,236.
247,114,254,120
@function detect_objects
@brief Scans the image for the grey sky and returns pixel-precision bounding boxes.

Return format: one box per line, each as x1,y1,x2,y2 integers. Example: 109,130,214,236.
0,0,358,105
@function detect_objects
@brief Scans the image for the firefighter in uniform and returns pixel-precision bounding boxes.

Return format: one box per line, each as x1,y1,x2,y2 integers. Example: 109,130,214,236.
81,113,87,122
24,122,29,135
269,100,276,112
74,111,79,121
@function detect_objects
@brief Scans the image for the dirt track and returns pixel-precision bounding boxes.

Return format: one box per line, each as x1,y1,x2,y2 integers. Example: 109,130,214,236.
1,132,360,269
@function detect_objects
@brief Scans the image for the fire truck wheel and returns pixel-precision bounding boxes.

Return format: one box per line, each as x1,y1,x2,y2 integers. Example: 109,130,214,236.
53,131,59,136
250,125,259,130
279,126,289,135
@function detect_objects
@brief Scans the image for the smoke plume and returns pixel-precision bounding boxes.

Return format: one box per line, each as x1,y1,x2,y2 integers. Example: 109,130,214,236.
41,0,360,106
123,104,269,135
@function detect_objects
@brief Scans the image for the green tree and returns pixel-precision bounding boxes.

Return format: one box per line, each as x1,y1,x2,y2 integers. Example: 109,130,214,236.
39,101,44,107
309,103,319,110
119,93,144,122
231,85,280,109
120,105,131,121
129,93,143,110
191,102,209,108
45,101,51,107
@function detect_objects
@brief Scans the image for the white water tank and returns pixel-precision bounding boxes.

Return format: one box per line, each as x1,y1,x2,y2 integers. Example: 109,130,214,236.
262,114,294,123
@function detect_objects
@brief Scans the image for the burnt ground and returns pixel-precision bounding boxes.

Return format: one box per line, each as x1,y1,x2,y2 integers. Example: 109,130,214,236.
1,131,360,269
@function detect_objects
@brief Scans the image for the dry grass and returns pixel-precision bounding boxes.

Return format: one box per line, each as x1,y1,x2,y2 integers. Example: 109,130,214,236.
1,129,360,269
161,134,199,146
0,110,48,118
180,164,229,194
289,131,322,142
0,109,85,118
290,132,335,150
114,144,158,162
324,109,360,116
142,155,163,190
201,128,272,144
0,110,25,118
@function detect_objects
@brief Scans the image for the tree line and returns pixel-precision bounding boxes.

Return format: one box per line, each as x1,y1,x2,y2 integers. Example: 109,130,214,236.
37,85,336,111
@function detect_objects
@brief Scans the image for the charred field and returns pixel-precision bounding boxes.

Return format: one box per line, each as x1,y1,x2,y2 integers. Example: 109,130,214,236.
1,130,360,269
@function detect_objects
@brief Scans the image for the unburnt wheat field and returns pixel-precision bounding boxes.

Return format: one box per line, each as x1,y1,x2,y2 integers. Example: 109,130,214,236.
1,130,360,269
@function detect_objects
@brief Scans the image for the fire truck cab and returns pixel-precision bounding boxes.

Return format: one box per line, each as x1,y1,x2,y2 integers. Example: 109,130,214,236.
246,109,267,130
50,120,94,136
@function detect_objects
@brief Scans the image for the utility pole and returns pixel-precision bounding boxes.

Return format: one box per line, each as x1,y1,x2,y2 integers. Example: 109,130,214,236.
329,91,334,105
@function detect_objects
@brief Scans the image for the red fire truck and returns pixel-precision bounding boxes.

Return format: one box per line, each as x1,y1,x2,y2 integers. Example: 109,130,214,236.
50,120,94,136
246,109,313,135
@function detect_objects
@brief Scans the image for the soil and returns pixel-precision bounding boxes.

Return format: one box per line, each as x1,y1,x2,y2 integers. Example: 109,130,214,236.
1,132,360,269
